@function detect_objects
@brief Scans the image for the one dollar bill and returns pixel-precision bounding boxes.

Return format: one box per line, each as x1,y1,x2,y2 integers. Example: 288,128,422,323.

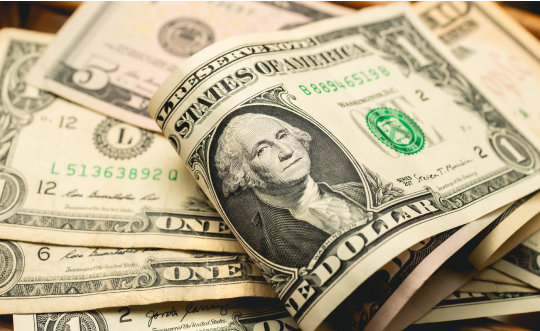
329,194,540,331
26,1,354,131
493,228,540,290
0,239,273,314
415,291,540,324
0,29,243,253
13,298,299,331
414,1,540,145
148,3,540,330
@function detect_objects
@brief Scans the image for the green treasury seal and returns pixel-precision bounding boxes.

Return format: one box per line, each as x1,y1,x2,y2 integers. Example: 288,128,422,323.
366,107,424,155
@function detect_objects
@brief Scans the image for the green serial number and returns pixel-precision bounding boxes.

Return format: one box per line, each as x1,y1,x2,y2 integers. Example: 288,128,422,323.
298,66,390,95
51,163,179,181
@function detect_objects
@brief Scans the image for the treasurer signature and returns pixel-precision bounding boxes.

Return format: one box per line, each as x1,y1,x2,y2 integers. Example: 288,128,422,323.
146,302,235,327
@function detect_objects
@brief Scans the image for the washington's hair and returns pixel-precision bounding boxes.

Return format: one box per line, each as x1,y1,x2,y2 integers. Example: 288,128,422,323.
215,113,312,197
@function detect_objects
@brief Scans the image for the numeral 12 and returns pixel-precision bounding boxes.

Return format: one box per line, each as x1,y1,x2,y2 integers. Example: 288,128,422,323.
37,180,56,195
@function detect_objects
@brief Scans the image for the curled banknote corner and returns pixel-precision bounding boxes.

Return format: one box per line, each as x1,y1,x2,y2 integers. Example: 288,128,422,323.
147,2,540,330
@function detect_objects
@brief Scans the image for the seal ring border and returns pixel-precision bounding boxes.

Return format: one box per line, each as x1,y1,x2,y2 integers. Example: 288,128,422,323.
366,107,425,155
93,118,154,160
158,17,215,57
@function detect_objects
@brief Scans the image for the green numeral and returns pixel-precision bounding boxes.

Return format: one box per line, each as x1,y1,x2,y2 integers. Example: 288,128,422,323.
92,166,101,177
141,168,150,179
79,165,87,177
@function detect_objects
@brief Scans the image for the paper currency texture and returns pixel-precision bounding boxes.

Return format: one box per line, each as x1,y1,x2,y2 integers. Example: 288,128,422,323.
27,1,354,131
147,3,540,330
0,28,246,253
493,228,540,290
0,239,273,314
13,298,299,331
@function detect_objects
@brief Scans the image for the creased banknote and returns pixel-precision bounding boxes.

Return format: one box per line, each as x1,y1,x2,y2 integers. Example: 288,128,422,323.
473,267,527,286
13,298,299,331
147,3,540,330
414,1,540,146
388,221,540,328
413,1,540,269
382,193,540,331
327,194,540,331
0,28,244,253
26,1,354,131
415,292,540,324
457,280,538,293
0,239,273,314
493,228,540,290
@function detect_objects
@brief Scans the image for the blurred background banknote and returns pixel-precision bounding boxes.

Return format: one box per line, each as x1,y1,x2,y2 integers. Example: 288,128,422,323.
387,227,540,328
0,28,245,253
414,1,540,144
12,298,298,331
493,226,540,291
0,239,273,314
26,1,353,131
327,194,540,331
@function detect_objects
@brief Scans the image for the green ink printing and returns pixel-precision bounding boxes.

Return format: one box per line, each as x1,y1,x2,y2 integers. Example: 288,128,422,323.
366,107,425,155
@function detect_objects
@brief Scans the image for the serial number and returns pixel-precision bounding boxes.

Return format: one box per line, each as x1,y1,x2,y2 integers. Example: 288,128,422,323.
51,163,179,181
298,66,390,95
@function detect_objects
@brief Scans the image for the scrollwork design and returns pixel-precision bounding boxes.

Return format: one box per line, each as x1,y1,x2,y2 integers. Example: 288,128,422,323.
113,208,150,233
181,186,218,213
424,186,463,211
186,134,213,188
256,260,294,298
187,136,209,170
121,257,157,289
363,165,404,206
244,86,287,106
243,85,304,115
359,18,517,134
0,51,53,165
228,312,248,331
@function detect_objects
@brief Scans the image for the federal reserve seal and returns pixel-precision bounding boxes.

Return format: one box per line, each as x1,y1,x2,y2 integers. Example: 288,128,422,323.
158,17,215,57
366,107,424,155
94,118,154,160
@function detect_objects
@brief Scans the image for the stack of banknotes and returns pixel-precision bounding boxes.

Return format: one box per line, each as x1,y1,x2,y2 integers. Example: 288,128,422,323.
2,1,540,330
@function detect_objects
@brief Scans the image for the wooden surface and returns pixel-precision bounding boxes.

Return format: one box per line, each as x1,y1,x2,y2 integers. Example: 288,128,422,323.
0,317,12,331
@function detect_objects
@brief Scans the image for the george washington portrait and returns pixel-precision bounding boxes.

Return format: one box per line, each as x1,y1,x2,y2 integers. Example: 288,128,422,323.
209,104,395,269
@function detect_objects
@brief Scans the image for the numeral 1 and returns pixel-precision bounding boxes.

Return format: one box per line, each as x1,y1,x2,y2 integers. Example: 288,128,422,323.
0,179,6,198
79,165,87,177
66,316,82,331
500,137,526,163
359,71,372,82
